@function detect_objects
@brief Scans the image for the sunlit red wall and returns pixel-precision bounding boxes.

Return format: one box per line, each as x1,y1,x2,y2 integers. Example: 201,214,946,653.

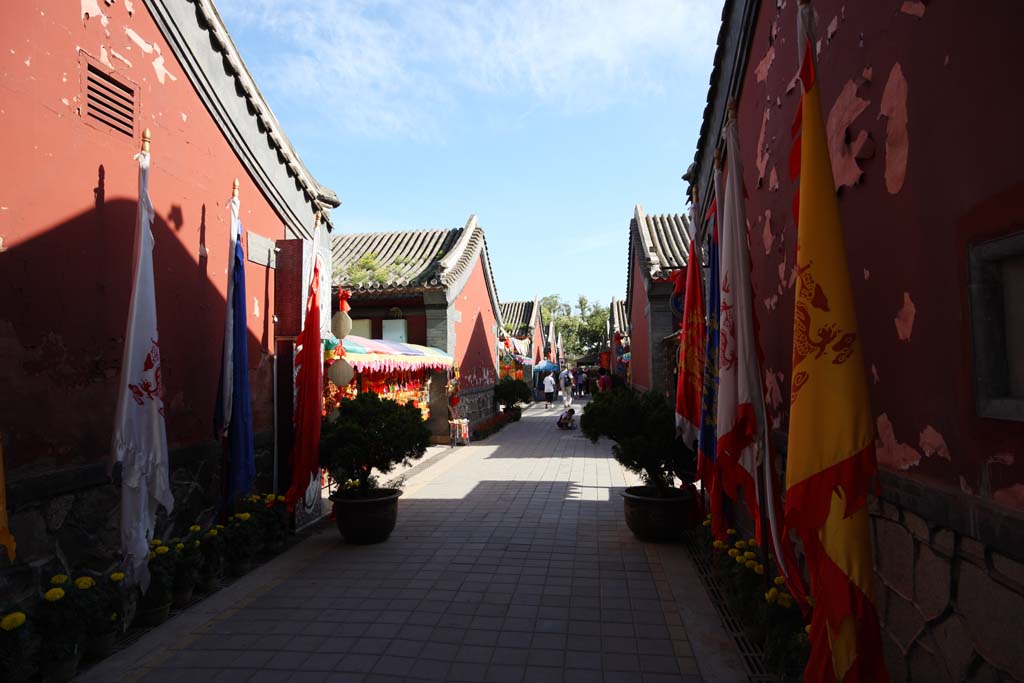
453,258,498,391
628,249,651,391
735,0,1024,508
533,318,545,365
0,0,287,475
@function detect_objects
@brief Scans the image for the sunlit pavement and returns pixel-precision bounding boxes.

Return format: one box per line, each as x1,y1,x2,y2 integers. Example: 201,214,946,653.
79,401,746,683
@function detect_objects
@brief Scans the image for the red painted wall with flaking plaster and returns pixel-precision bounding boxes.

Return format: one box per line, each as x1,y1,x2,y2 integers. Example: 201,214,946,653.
453,257,499,391
0,0,288,475
734,0,1024,509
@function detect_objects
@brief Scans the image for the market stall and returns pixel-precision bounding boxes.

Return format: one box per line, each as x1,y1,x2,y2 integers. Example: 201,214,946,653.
323,334,454,421
497,337,532,381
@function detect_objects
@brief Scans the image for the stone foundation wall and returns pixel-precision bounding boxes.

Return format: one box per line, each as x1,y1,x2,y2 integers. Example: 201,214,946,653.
459,385,496,426
1,433,273,609
871,473,1024,682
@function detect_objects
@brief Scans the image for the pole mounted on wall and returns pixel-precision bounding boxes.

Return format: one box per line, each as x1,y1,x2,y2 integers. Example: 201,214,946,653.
232,177,239,199
141,127,151,154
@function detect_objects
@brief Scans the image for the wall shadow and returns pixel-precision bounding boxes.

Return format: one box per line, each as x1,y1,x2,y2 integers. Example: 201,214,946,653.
0,182,272,482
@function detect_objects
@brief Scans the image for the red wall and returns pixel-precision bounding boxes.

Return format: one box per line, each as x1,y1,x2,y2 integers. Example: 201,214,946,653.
735,0,1024,508
0,1,286,474
533,318,545,365
628,249,651,391
453,258,498,390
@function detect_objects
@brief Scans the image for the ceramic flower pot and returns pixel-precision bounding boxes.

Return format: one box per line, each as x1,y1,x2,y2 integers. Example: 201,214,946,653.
84,631,117,661
620,485,698,542
134,602,171,628
332,489,402,544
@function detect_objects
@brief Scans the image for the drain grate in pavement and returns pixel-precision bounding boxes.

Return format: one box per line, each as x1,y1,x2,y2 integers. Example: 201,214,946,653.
684,531,776,683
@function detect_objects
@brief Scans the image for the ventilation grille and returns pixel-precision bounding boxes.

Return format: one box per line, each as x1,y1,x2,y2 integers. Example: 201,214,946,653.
85,63,135,138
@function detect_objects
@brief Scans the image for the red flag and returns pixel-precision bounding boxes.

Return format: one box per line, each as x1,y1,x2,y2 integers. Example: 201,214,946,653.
285,251,324,512
675,243,705,448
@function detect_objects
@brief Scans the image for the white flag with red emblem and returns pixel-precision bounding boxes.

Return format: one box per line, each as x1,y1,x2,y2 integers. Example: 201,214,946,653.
112,148,174,591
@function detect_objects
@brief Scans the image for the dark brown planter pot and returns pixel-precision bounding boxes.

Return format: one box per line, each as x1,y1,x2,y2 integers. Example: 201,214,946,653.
620,485,699,542
505,406,522,421
135,602,171,628
84,631,117,661
332,489,402,544
172,583,195,609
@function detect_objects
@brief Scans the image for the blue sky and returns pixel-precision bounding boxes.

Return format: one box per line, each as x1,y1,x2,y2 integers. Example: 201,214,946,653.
218,0,721,309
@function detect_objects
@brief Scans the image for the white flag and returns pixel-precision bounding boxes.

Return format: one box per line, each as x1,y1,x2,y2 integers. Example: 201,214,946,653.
716,117,766,532
112,149,174,590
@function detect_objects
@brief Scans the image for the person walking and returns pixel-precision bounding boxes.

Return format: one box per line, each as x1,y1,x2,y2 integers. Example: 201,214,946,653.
560,369,573,408
542,372,556,408
579,370,588,396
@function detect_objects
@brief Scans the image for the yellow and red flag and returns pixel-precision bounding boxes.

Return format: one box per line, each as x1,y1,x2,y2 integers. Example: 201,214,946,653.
786,2,887,681
675,225,705,450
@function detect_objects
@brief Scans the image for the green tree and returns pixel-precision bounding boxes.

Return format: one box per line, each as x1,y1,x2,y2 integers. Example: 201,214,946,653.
539,293,609,360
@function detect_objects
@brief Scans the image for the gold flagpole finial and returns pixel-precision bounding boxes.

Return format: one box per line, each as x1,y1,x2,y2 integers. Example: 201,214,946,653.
141,128,151,154
232,178,239,199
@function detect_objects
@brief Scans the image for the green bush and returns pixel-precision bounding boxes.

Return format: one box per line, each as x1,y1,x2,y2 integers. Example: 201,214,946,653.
320,392,430,496
580,388,696,493
493,377,532,407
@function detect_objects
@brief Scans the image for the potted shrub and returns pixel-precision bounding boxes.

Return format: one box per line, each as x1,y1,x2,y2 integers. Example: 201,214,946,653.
197,526,225,593
36,577,83,682
0,609,33,682
136,542,174,627
493,377,532,421
581,388,699,541
320,392,430,544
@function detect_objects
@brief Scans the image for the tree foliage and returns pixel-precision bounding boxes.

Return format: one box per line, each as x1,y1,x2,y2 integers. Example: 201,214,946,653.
539,294,609,360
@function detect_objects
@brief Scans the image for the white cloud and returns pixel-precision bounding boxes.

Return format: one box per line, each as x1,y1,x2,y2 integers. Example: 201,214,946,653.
217,0,721,138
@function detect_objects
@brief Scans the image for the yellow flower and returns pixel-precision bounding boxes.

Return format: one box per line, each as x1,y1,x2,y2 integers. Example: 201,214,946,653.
150,539,162,547
702,520,711,527
216,524,225,530
74,576,95,590
712,540,725,549
206,529,219,537
728,549,739,558
148,552,156,560
189,525,201,533
735,540,747,550
765,587,779,603
748,538,757,546
726,528,737,536
277,495,286,502
745,560,757,569
804,624,811,634
778,595,793,609
754,564,765,575
110,572,125,583
265,494,276,503
237,513,251,521
735,555,746,564
744,551,756,560
175,543,185,551
1,612,26,631
44,588,65,602
155,546,170,555
774,576,786,586
194,540,201,547
50,574,68,586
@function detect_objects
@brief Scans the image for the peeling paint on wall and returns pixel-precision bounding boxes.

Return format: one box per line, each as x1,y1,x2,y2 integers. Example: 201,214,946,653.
762,209,775,254
755,45,775,84
124,27,155,55
110,49,132,68
826,80,870,188
895,291,916,341
919,425,951,461
151,55,177,84
876,413,922,470
880,63,909,194
900,1,926,18
769,167,779,191
755,108,770,185
253,297,260,318
81,0,109,28
863,268,870,280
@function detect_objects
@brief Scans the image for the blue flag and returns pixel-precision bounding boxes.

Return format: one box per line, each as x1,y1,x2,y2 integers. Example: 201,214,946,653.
215,200,254,504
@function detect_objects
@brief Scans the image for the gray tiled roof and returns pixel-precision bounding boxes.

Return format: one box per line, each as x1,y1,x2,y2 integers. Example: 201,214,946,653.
610,298,629,335
332,228,464,292
500,300,537,337
625,206,691,314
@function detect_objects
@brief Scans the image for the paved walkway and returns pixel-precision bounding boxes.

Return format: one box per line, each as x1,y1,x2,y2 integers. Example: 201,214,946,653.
80,401,746,683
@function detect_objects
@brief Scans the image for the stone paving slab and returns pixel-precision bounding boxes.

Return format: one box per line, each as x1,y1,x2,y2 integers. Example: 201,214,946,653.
78,401,746,683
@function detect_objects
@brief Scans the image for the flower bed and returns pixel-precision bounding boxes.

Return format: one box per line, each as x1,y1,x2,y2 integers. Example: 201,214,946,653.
470,411,514,441
0,491,296,682
702,516,811,680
